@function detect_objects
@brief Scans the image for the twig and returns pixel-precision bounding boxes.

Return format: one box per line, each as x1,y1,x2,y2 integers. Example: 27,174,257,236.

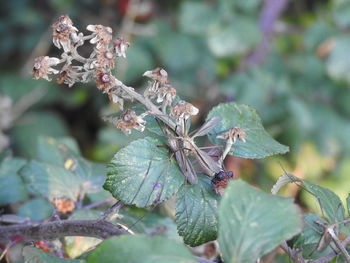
100,200,124,221
0,219,128,243
280,241,306,263
83,197,115,210
312,234,350,263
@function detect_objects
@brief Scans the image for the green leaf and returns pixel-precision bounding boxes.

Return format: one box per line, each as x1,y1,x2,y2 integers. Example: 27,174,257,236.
272,173,345,223
175,175,220,246
104,137,184,208
20,160,82,200
36,136,106,195
207,102,289,158
178,1,218,35
86,235,196,263
23,246,85,263
12,111,68,157
65,210,102,258
17,197,54,221
347,194,350,217
207,18,259,57
218,179,302,263
290,213,324,248
0,158,28,205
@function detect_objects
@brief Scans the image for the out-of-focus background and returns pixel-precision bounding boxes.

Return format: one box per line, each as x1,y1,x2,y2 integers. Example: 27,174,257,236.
1,0,350,210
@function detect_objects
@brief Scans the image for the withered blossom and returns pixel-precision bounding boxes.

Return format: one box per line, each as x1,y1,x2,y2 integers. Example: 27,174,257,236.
115,109,146,135
96,47,116,69
171,100,199,120
95,70,117,92
52,197,75,214
143,67,169,99
217,126,247,143
86,24,113,49
113,37,130,58
56,65,81,87
211,170,235,196
156,85,176,104
33,56,61,81
52,15,78,52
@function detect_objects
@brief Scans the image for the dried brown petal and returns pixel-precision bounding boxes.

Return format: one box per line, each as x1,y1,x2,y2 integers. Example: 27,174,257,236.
33,56,60,81
96,47,116,69
113,37,130,58
157,85,176,104
217,127,247,143
52,15,78,51
87,24,113,49
56,65,80,87
143,67,168,85
171,100,199,119
115,109,146,135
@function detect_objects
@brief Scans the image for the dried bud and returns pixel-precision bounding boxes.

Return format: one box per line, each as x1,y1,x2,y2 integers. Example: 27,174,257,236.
87,24,113,49
33,56,60,81
96,47,116,69
143,67,168,85
211,170,235,196
113,37,130,58
52,197,75,214
171,100,199,120
52,15,78,52
217,127,247,143
115,109,146,135
95,70,117,92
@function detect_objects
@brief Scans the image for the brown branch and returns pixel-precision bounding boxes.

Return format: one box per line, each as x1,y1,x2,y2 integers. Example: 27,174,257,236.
0,219,128,243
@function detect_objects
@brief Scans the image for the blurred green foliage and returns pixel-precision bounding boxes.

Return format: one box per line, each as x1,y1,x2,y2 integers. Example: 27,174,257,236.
1,0,350,252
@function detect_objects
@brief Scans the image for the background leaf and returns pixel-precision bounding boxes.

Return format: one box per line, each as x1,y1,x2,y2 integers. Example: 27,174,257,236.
104,137,184,207
22,246,85,263
175,175,220,246
86,235,196,263
0,158,28,205
218,179,302,263
207,102,289,158
17,197,54,221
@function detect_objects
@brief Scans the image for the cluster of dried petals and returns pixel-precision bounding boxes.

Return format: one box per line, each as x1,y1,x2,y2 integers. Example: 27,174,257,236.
113,37,130,58
87,24,113,49
56,65,81,87
33,56,60,81
96,47,116,69
217,127,247,143
95,70,117,92
115,109,146,135
171,100,199,120
52,197,75,214
156,85,176,104
52,15,78,52
211,170,234,196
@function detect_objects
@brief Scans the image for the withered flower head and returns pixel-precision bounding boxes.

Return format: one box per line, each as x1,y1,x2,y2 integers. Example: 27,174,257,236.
95,70,117,92
52,15,78,51
86,24,113,49
113,37,130,58
33,56,60,81
217,127,247,143
56,65,80,87
143,67,168,86
96,47,116,69
157,85,176,104
115,109,146,135
171,100,199,120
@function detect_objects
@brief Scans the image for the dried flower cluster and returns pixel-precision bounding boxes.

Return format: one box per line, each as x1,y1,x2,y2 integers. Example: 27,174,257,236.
33,15,243,187
33,15,130,108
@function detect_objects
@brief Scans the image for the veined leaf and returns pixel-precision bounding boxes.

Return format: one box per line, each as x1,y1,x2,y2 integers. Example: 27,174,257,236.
104,137,184,207
207,102,289,158
175,175,220,246
23,247,85,263
219,179,302,263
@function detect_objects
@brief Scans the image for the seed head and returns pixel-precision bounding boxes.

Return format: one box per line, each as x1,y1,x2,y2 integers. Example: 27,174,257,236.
86,24,113,49
171,100,199,120
33,56,60,81
217,127,247,143
115,109,146,135
113,37,130,58
52,15,78,52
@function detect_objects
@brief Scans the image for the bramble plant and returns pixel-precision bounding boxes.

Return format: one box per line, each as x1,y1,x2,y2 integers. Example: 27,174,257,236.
1,15,350,263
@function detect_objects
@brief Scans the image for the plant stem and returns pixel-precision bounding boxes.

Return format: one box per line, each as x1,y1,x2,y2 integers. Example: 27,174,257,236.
0,219,128,242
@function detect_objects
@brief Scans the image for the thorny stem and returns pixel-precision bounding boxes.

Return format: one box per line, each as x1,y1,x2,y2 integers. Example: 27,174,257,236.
280,241,306,263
